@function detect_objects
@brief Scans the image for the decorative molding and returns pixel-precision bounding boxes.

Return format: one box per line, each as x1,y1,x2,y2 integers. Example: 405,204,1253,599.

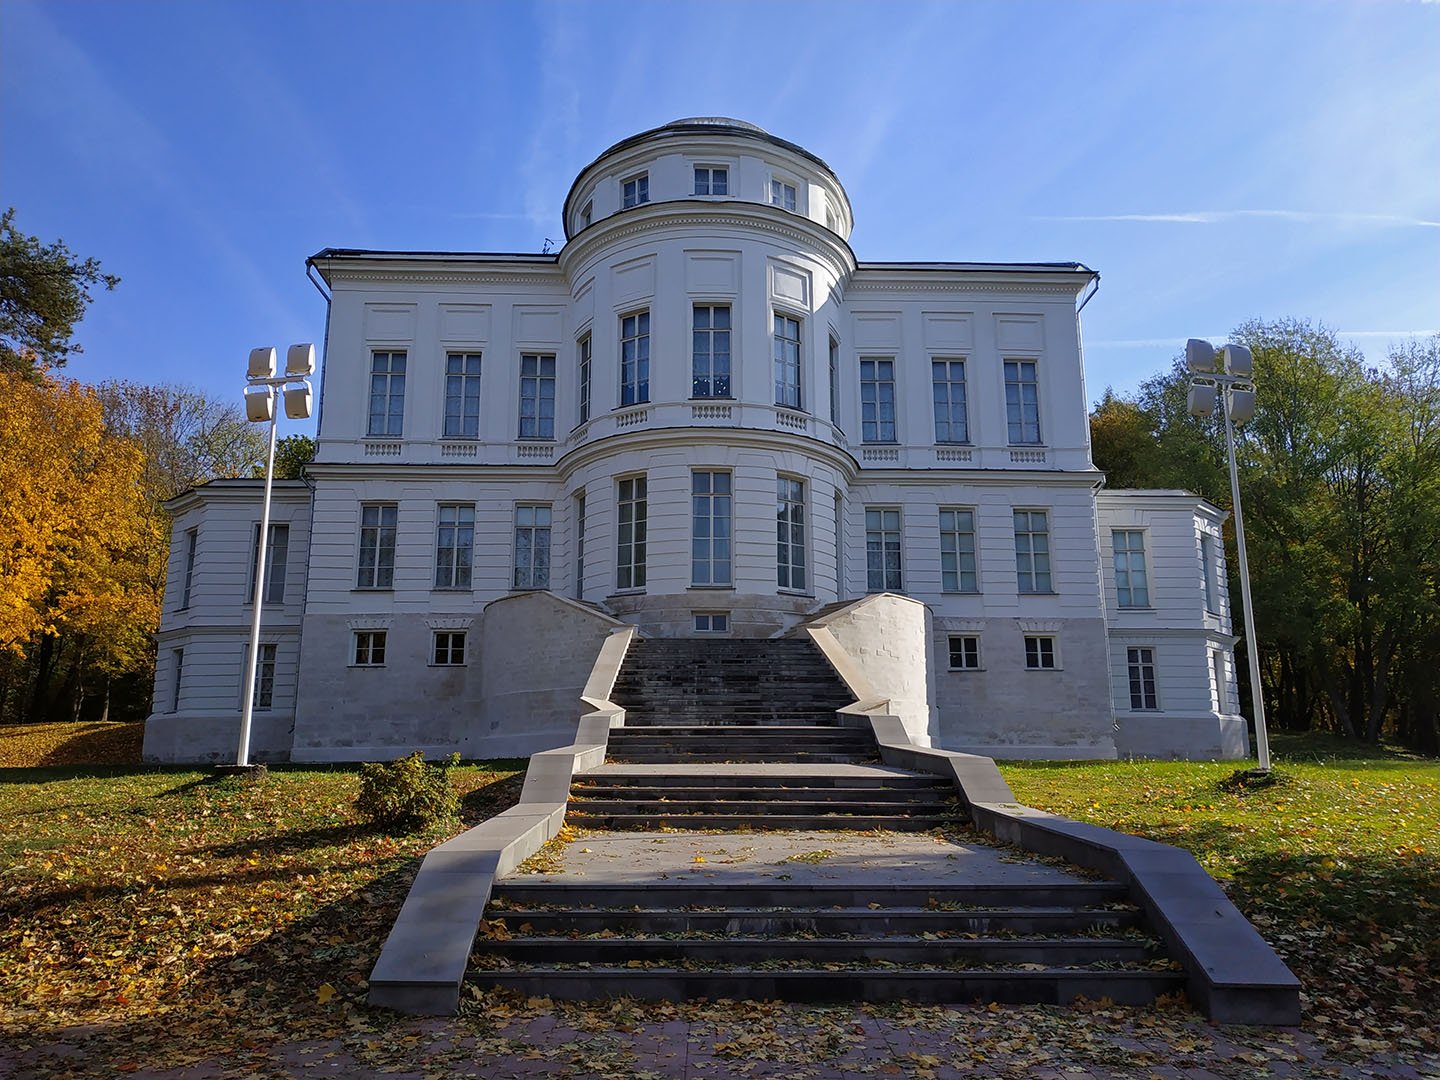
516,444,555,459
1009,449,1048,464
425,617,474,630
691,404,733,420
935,447,973,463
364,442,403,457
861,447,899,463
615,407,650,429
776,409,810,432
1017,619,1063,634
440,442,479,458
347,617,394,630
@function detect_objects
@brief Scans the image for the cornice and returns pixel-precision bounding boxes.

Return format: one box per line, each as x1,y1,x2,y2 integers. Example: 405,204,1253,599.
323,267,568,288
554,424,860,482
846,279,1080,297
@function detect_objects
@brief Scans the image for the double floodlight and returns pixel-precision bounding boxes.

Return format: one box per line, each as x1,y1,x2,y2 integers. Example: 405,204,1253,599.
244,343,316,422
1186,339,1256,426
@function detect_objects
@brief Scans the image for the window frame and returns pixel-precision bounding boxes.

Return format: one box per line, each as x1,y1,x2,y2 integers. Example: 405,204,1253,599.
1013,509,1053,595
693,612,730,633
579,199,593,229
621,172,649,208
859,357,898,443
353,630,387,667
828,336,840,425
691,303,733,399
939,508,979,594
1112,529,1151,608
367,350,407,437
1201,533,1220,614
691,470,733,587
434,504,474,590
251,642,277,710
171,647,184,713
1024,635,1058,670
1127,646,1159,709
865,507,904,592
772,311,803,410
357,504,398,590
180,528,197,610
948,635,981,671
1004,358,1042,445
777,476,808,592
619,310,651,407
577,334,592,425
693,165,729,196
932,357,970,444
248,522,289,605
512,503,553,590
573,490,587,600
442,352,483,439
770,177,798,212
432,630,467,667
616,475,648,591
518,353,557,440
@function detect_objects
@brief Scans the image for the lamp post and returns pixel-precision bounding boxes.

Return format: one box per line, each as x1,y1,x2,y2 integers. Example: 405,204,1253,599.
234,344,315,771
1186,338,1270,772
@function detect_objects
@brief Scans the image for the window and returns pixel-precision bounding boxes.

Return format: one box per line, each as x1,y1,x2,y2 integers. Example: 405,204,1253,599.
622,173,649,208
433,631,466,666
579,200,592,229
357,504,397,589
939,509,978,593
1025,636,1057,670
1128,646,1159,709
252,643,277,709
1014,510,1052,594
693,166,728,195
691,471,733,586
249,523,289,604
1004,359,1041,444
620,311,650,406
771,178,797,211
574,492,587,599
617,476,647,590
828,337,840,424
435,504,474,589
353,631,387,666
513,504,552,589
834,494,844,593
694,612,729,633
865,508,903,591
1201,533,1220,614
932,359,969,443
577,335,592,424
948,635,980,670
440,352,482,438
773,312,802,409
1212,650,1228,712
171,648,183,712
777,477,807,591
860,358,897,443
180,529,197,609
1113,530,1150,607
692,305,732,397
367,351,406,436
518,353,556,439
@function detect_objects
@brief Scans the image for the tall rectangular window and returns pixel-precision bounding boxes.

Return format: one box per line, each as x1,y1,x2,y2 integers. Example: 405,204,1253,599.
691,471,733,585
171,648,183,712
860,358,897,443
777,477,807,591
622,173,649,207
577,335,592,424
932,359,969,443
357,504,397,589
834,494,844,593
518,353,556,439
435,504,474,589
771,179,797,211
1004,359,1041,444
828,337,840,424
1212,650,1228,712
694,166,728,195
617,477,647,590
579,200,592,229
513,504,552,589
574,492,587,598
1128,646,1159,709
1014,510,1052,594
367,351,406,436
353,630,386,666
252,643,277,710
1201,533,1220,614
692,305,732,397
250,523,289,604
773,312,802,409
939,509,978,593
443,352,482,438
865,507,903,591
180,529,197,609
620,311,650,406
1113,530,1150,607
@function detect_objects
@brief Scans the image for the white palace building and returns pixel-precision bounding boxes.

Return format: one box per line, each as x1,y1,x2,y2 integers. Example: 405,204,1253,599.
143,118,1249,764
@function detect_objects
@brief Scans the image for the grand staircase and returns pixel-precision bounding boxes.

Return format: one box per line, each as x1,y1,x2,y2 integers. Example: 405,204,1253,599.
469,635,1186,1004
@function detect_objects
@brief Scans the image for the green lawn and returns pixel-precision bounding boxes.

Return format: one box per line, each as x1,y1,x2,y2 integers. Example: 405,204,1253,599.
999,733,1439,1055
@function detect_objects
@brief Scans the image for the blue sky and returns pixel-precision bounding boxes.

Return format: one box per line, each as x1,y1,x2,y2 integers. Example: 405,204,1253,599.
4,0,1437,437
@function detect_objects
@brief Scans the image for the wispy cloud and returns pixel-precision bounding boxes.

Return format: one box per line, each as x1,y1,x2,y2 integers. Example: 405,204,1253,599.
1037,210,1440,229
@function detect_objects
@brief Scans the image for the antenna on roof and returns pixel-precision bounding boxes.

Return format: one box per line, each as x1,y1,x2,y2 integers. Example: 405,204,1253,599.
542,237,556,254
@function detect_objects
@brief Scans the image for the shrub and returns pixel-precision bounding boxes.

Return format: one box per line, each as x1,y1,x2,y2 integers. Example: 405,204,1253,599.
355,751,461,830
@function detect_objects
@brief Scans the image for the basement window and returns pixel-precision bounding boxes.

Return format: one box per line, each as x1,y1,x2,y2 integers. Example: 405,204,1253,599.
948,635,980,670
1023,635,1057,670
693,612,729,633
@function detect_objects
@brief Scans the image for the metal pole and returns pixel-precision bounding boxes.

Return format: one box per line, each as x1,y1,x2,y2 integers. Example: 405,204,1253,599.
237,396,279,767
1223,392,1271,771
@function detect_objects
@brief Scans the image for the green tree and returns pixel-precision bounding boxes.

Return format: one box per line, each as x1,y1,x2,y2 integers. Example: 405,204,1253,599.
271,434,316,480
1088,389,1160,489
0,208,119,379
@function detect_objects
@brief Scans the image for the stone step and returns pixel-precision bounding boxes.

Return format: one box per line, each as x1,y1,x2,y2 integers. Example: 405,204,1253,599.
490,882,1131,908
574,774,950,790
566,798,957,816
467,967,1188,1006
482,906,1144,936
562,811,953,831
604,753,879,765
570,784,953,802
475,936,1159,966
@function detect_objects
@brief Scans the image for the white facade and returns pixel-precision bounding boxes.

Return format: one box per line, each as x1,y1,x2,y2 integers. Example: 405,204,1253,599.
144,118,1245,764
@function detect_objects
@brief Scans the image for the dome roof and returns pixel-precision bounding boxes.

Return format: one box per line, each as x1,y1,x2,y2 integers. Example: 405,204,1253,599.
663,117,769,134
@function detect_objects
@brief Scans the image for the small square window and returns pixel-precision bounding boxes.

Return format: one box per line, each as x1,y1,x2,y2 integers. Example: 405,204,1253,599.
694,612,729,633
354,630,387,667
1024,635,1056,670
770,178,797,212
579,200,593,229
622,173,649,208
694,166,728,196
433,631,466,666
948,635,980,670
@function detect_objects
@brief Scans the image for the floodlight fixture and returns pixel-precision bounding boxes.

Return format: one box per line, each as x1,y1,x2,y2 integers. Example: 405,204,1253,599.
248,346,278,380
1222,343,1253,377
286,343,317,378
244,385,275,422
284,382,313,420
1186,338,1217,374
1228,387,1256,425
1187,383,1218,418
